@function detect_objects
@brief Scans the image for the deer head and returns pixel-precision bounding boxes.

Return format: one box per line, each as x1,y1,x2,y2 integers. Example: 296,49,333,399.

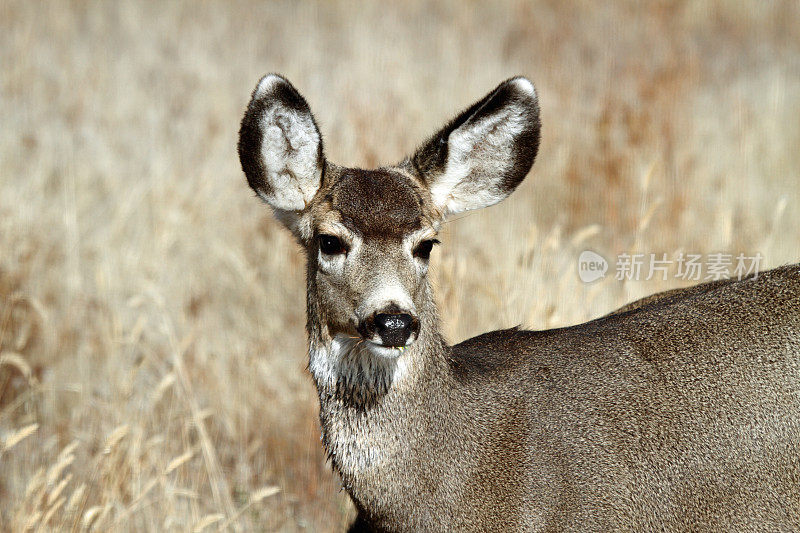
238,74,540,394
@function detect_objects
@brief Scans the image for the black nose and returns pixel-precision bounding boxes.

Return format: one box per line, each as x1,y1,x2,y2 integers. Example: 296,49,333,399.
373,313,415,348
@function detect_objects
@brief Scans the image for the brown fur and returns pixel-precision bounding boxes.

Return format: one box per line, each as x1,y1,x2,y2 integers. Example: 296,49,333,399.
337,265,800,531
325,168,426,238
239,74,800,532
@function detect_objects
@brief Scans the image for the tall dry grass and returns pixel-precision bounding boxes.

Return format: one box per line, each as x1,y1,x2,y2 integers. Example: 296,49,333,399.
1,1,799,530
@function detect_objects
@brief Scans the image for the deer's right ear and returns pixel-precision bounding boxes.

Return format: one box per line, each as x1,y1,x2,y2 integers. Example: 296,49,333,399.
238,74,324,215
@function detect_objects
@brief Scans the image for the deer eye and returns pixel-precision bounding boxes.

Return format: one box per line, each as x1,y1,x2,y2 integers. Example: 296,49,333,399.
413,239,439,260
318,234,347,256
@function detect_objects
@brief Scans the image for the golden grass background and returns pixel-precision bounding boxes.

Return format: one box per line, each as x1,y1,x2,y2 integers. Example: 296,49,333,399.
1,1,799,530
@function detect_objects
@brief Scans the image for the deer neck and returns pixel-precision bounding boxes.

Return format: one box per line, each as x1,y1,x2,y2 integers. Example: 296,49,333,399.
305,279,451,489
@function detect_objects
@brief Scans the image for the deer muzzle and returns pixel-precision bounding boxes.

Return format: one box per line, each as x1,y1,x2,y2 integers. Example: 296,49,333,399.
358,311,420,348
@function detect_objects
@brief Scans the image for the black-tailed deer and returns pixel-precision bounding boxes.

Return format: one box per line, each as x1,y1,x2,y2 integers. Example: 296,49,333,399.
238,74,800,532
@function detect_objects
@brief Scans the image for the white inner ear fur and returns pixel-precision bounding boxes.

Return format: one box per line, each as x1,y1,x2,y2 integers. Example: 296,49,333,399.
430,89,532,215
254,75,322,211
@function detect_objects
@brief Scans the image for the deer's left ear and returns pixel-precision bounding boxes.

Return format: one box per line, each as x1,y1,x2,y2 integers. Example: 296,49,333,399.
412,77,541,216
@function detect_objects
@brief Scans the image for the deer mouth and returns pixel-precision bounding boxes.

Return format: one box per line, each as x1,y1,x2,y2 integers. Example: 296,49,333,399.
363,339,412,358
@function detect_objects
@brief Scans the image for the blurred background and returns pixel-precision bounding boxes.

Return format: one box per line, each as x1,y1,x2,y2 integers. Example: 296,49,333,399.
1,1,799,530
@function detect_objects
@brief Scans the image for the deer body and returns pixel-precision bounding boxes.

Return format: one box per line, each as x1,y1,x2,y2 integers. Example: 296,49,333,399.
238,74,800,532
330,266,800,531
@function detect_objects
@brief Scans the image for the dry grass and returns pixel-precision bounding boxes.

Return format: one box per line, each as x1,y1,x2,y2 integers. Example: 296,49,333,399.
1,0,799,530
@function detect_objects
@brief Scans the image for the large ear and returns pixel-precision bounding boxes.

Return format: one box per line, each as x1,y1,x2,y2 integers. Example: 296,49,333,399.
238,74,324,212
412,77,540,216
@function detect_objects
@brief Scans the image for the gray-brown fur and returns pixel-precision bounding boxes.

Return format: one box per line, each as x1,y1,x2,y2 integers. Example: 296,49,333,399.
324,168,426,238
238,74,800,532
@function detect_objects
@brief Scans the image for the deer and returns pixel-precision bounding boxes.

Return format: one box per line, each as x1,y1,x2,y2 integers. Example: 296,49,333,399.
238,73,800,532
